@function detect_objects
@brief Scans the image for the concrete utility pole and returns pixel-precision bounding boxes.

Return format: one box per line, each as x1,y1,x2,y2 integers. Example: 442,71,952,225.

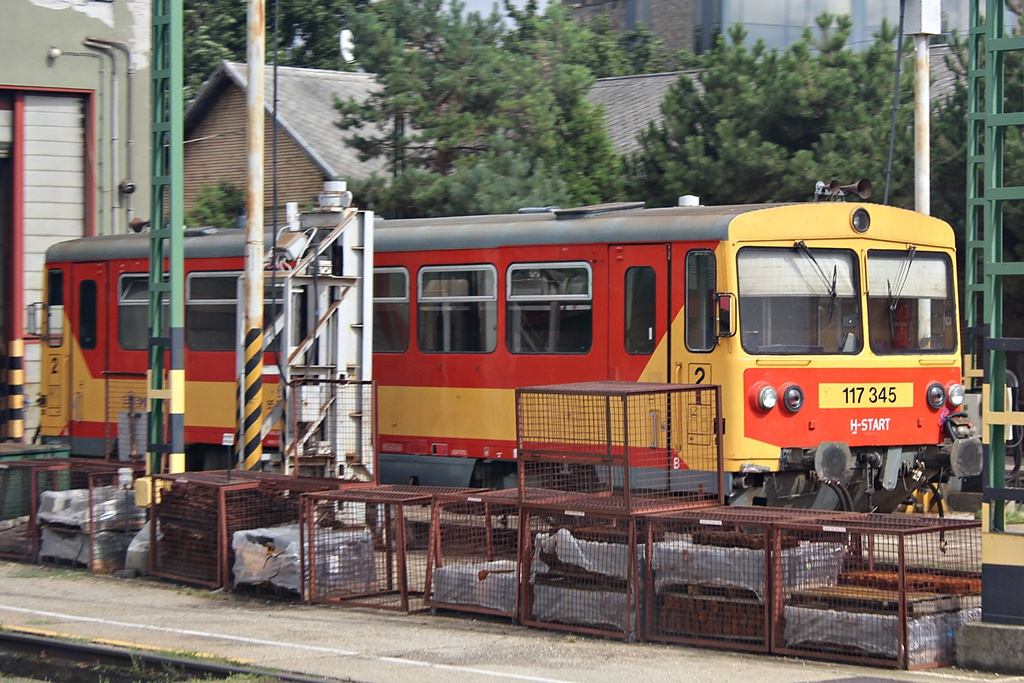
242,0,266,470
907,0,941,215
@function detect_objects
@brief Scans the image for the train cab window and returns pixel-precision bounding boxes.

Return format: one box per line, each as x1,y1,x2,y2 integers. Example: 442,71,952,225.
46,269,64,347
625,266,656,354
78,280,97,350
737,247,861,355
373,268,410,353
418,265,497,353
686,251,717,352
506,262,593,354
186,273,238,351
866,249,956,354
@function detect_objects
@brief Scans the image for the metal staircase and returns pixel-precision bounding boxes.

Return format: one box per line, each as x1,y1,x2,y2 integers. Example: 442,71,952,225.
251,182,374,480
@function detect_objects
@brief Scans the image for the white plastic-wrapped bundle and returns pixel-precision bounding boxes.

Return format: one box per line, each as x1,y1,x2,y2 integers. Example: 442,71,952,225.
432,559,517,613
314,527,377,595
232,524,302,592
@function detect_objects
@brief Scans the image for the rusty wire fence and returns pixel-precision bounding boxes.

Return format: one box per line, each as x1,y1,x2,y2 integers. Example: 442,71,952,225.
103,371,148,462
0,459,74,562
0,458,143,566
150,471,349,589
302,487,442,612
289,379,376,481
520,505,642,640
87,468,147,573
516,382,723,513
424,491,522,618
771,514,982,669
643,506,847,650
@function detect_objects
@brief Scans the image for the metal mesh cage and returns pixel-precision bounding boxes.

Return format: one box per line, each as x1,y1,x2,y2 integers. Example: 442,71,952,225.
516,382,723,512
289,379,376,481
0,458,143,565
151,471,346,589
771,515,982,669
302,487,440,612
643,506,845,650
0,459,71,561
86,469,147,574
424,492,522,618
103,371,148,461
520,505,641,640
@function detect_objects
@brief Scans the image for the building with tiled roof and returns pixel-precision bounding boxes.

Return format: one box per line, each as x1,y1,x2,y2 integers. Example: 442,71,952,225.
183,61,385,223
587,45,963,159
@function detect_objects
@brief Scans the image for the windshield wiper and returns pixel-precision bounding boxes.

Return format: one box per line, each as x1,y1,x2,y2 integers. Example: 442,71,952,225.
795,241,838,321
887,245,917,339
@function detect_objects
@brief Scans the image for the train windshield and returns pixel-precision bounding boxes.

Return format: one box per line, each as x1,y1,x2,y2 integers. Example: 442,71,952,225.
737,246,861,355
866,249,957,354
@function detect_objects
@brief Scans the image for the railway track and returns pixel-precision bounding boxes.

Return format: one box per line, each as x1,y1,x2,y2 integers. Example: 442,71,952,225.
0,629,341,683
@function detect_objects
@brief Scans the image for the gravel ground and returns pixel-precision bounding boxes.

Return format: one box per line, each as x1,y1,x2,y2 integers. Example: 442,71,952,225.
0,560,1020,683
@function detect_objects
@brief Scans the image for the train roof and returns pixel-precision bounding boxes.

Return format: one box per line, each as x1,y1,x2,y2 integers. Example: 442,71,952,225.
46,226,256,263
45,202,954,264
375,201,955,252
374,203,763,252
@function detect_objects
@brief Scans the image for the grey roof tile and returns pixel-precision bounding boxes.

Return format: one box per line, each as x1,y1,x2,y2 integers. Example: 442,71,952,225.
587,45,964,159
186,61,386,180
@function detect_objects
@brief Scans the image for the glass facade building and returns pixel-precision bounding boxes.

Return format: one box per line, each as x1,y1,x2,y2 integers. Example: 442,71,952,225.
695,0,970,53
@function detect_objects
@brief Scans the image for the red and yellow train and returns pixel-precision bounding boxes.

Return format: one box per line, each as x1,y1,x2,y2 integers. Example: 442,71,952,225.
37,199,978,511
371,200,978,511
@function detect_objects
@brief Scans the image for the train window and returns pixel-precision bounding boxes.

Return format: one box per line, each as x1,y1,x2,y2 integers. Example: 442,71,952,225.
46,269,64,347
373,268,409,353
418,265,497,353
737,247,861,355
263,280,284,354
186,273,238,351
867,250,956,354
685,251,717,352
506,262,592,354
118,275,168,350
78,280,97,351
625,266,656,354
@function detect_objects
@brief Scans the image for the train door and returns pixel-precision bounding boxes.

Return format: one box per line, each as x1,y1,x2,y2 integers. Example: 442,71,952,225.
672,248,718,386
68,262,108,455
607,244,670,382
39,268,67,439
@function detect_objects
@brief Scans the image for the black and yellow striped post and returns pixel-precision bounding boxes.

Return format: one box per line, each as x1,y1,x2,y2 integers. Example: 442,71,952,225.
7,338,24,442
241,327,263,469
240,0,265,470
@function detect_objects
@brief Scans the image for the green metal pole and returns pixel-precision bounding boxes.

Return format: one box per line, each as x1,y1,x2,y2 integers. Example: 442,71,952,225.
149,0,185,474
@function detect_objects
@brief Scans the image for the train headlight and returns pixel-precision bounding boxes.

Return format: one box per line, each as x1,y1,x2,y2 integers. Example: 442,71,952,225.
947,383,965,408
926,382,947,410
750,383,778,412
781,384,805,413
851,207,870,233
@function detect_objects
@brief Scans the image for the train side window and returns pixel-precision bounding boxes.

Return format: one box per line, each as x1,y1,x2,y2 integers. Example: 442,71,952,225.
624,266,656,355
46,269,64,347
506,262,593,354
118,275,166,350
186,273,238,351
685,250,717,352
373,267,409,353
78,279,97,351
418,265,497,353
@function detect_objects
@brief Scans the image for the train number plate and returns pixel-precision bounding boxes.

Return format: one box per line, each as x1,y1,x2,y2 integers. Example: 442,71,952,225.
818,382,914,408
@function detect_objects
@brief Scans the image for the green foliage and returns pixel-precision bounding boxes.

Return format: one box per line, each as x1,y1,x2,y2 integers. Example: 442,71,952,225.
337,0,623,217
350,135,573,217
625,14,929,210
186,181,245,228
183,0,367,101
